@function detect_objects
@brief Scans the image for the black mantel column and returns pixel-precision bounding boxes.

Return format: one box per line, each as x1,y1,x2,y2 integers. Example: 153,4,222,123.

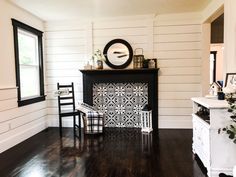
79,68,159,131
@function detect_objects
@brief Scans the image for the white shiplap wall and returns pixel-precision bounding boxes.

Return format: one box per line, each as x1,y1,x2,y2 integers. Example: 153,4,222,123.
45,13,202,128
154,14,202,128
0,88,47,153
45,21,89,127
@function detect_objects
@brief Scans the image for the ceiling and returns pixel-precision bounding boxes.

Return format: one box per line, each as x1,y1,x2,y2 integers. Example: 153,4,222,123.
9,0,212,21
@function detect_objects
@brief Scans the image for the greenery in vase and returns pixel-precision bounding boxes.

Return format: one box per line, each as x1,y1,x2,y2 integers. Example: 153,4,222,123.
219,89,236,144
93,49,105,61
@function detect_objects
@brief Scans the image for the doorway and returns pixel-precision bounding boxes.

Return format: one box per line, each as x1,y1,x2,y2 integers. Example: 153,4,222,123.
210,14,224,85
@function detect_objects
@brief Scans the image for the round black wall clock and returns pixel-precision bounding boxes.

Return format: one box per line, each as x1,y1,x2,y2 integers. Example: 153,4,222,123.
103,39,133,69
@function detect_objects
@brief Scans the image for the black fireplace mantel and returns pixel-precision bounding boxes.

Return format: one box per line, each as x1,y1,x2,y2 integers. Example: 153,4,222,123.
80,68,159,130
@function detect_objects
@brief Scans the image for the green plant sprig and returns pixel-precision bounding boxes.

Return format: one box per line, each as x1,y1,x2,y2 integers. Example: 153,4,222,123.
218,93,236,144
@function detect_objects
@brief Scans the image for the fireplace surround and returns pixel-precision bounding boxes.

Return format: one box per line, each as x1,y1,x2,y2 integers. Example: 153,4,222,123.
80,69,159,130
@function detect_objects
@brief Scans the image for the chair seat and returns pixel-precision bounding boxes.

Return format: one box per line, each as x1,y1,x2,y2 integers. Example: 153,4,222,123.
60,109,80,117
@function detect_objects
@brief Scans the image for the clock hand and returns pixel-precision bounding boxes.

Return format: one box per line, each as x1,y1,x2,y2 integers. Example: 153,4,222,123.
117,54,128,58
113,51,125,54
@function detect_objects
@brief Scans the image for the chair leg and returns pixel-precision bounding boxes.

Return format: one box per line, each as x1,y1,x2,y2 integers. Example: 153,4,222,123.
73,115,76,137
78,113,82,137
59,116,62,137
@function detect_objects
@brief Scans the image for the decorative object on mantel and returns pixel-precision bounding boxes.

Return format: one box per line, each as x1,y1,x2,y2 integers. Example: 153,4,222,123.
205,81,222,99
141,104,153,133
103,39,133,69
133,48,144,69
84,61,92,70
142,59,149,68
148,59,156,69
93,49,105,69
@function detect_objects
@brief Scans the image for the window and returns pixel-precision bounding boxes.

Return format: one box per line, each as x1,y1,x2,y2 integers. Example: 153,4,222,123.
12,19,45,106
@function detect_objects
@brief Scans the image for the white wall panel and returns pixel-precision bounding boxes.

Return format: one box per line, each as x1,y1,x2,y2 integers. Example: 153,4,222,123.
45,21,88,127
0,88,47,153
155,14,202,129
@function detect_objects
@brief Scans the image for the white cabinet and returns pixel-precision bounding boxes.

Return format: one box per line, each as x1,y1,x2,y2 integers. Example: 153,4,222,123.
192,97,236,177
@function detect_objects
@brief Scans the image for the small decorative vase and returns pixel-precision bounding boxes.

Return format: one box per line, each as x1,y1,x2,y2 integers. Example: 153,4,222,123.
142,59,149,68
96,60,103,69
233,165,236,177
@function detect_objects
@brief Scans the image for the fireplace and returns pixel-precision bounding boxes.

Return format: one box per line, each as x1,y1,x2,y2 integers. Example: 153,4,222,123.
80,69,159,130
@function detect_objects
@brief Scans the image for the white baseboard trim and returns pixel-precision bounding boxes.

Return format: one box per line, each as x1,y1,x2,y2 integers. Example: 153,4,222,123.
0,121,47,153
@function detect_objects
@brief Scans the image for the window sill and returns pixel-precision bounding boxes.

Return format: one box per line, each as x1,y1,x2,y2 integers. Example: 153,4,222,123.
18,95,46,107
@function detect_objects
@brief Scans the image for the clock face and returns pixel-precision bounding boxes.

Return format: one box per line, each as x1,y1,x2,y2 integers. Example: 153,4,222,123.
103,39,133,69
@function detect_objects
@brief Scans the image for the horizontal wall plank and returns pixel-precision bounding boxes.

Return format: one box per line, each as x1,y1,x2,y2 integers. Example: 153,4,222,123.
93,28,147,37
159,76,201,84
46,54,85,62
159,115,192,129
159,108,192,116
93,20,148,29
159,84,201,92
0,98,17,112
46,46,85,55
45,38,86,47
159,92,200,100
45,31,86,39
0,89,17,101
154,42,201,51
46,76,82,84
93,35,147,45
45,22,87,31
154,25,201,34
154,33,201,43
46,62,85,70
159,67,201,75
157,59,201,67
0,123,10,134
10,109,47,129
155,51,201,59
0,101,46,123
46,69,82,77
159,99,192,108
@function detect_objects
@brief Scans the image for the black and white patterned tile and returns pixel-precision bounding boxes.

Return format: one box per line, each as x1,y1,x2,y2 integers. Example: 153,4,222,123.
93,83,148,128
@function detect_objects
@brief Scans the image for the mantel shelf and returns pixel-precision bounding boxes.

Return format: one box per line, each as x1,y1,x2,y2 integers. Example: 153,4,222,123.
79,68,159,74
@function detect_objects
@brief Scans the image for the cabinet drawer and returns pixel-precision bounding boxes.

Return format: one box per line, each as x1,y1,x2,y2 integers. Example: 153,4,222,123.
192,115,210,167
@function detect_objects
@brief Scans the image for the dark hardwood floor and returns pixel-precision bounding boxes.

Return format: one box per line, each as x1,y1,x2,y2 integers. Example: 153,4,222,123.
0,128,207,177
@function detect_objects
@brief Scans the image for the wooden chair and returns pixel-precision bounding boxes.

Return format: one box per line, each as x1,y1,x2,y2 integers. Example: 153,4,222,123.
57,82,81,137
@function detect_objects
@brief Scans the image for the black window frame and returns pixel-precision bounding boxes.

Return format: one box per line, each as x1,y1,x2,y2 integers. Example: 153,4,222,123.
12,19,46,107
